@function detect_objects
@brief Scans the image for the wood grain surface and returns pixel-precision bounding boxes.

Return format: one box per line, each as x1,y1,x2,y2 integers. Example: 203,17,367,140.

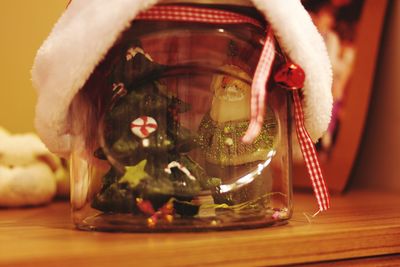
295,254,400,267
1,190,400,266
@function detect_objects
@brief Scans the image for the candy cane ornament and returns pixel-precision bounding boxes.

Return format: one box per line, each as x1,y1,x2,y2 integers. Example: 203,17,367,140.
164,161,197,181
111,83,127,106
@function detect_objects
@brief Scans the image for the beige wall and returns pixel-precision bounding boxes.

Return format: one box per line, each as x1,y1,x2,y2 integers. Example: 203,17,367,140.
0,1,65,133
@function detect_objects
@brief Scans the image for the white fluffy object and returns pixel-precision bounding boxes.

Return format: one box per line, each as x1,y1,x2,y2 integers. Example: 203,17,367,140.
0,163,56,207
0,129,59,207
32,0,332,157
0,132,49,166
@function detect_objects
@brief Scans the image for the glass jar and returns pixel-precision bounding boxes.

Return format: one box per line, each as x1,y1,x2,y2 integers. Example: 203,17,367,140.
69,1,293,232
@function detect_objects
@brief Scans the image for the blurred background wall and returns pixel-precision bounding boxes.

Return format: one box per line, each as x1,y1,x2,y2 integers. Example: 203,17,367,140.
0,1,65,133
351,0,400,191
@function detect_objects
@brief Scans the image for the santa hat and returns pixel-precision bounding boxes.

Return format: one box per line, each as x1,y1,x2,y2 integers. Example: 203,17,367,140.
32,0,332,158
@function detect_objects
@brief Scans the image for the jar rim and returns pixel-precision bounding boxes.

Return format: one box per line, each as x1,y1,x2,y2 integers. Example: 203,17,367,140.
161,0,254,7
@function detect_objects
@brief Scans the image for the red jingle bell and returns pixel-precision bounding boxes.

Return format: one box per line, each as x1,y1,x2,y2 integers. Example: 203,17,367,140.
274,62,306,90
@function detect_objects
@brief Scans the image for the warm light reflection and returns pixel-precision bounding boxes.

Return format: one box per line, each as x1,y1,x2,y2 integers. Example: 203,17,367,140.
218,150,276,193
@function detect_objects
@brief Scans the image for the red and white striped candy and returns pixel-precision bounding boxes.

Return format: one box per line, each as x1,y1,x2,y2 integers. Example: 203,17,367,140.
131,116,158,139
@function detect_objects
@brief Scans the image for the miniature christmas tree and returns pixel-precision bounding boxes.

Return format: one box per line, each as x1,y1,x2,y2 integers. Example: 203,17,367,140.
92,47,219,216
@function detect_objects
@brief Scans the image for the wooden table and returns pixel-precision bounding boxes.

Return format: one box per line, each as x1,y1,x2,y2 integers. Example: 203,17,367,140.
1,190,400,266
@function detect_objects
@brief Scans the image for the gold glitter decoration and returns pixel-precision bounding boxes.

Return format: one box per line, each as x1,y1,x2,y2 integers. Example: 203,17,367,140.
225,138,234,146
197,109,277,166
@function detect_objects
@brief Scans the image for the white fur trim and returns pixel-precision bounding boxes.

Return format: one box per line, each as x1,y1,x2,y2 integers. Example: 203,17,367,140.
252,0,333,142
32,0,332,156
32,0,158,157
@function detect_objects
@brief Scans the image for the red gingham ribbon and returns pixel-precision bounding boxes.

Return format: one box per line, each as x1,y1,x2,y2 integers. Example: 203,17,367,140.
293,92,330,211
135,5,330,212
242,29,276,143
136,5,263,28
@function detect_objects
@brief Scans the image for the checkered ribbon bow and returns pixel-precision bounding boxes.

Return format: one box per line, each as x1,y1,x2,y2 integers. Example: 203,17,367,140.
83,4,328,212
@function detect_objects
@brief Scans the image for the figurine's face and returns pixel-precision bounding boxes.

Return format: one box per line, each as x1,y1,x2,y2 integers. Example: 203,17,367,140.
209,65,251,123
215,76,247,102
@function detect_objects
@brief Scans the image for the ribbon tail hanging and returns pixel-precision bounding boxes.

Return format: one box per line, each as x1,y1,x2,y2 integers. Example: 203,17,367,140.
293,91,330,211
242,29,275,143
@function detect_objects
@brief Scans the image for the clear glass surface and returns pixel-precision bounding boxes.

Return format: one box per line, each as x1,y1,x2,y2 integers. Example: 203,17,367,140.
69,12,292,232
